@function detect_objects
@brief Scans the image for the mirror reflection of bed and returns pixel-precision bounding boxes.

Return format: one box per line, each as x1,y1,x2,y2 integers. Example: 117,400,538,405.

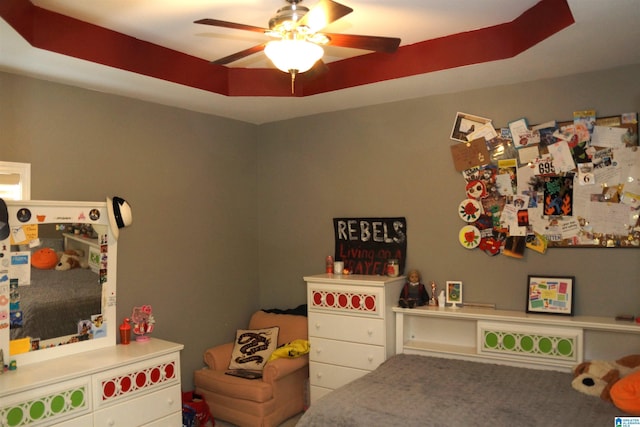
10,223,103,347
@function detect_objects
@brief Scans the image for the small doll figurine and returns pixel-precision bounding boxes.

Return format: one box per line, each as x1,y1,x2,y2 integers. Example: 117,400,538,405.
398,269,429,308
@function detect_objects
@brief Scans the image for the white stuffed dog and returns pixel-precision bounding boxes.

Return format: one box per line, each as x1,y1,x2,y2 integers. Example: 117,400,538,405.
55,249,88,271
572,354,640,401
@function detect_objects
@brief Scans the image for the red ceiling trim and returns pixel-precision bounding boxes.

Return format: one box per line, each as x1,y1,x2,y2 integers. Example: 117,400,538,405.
299,0,575,95
0,0,574,98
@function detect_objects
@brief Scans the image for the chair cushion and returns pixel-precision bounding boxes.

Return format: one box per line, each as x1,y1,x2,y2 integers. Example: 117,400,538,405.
229,326,279,371
195,368,274,403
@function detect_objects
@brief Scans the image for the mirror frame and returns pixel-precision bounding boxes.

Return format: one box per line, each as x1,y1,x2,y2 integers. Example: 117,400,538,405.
0,200,117,366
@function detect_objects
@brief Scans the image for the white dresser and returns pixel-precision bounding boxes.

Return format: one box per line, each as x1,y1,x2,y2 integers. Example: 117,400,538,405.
304,274,404,404
0,339,183,427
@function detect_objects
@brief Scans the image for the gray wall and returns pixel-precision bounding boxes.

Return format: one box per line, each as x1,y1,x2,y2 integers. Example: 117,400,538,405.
1,64,639,390
1,72,260,390
257,64,640,317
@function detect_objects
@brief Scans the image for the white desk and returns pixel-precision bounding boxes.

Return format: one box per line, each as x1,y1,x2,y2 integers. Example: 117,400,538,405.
394,305,640,371
62,233,100,273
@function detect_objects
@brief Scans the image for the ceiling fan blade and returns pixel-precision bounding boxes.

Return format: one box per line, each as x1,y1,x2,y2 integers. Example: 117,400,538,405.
194,18,267,34
212,43,267,65
298,0,353,33
324,33,401,53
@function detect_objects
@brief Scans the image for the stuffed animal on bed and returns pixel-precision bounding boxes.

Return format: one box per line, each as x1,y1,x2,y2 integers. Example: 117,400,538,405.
572,354,640,413
55,249,88,271
31,247,59,269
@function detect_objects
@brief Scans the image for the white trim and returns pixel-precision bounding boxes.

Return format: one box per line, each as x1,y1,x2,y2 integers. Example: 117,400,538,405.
0,161,31,200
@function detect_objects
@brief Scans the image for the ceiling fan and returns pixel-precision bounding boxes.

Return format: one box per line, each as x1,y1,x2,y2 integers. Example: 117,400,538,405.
194,0,401,92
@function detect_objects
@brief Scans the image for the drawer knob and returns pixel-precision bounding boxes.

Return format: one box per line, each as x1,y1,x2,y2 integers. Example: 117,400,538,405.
315,322,320,329
168,397,174,405
367,329,373,336
107,419,115,426
316,372,323,379
367,355,374,362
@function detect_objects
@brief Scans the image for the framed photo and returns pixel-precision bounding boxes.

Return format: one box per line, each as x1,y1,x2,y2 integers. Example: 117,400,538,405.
526,275,574,316
445,281,462,307
450,112,492,142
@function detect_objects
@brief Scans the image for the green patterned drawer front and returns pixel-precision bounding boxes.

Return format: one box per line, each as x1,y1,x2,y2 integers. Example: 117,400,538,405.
1,385,88,427
478,321,582,364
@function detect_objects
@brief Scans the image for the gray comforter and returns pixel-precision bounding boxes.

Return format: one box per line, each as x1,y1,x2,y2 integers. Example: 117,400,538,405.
298,354,624,427
10,267,101,341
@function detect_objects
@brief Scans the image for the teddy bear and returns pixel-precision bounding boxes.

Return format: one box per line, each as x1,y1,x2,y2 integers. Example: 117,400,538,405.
55,249,88,271
572,354,640,402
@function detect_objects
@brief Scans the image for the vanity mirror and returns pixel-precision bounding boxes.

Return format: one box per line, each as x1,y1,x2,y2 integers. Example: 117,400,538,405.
0,200,117,366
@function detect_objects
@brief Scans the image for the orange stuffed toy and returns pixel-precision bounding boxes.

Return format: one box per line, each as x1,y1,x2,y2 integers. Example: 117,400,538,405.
31,247,59,269
610,370,640,415
572,354,640,413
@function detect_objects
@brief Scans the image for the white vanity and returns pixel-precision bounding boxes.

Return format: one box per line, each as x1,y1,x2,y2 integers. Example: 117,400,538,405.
0,339,183,427
0,200,183,426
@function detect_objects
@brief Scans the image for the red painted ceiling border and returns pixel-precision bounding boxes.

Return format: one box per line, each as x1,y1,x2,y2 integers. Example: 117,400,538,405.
0,0,574,98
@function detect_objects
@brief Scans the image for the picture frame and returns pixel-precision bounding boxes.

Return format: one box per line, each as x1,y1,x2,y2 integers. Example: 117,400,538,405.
445,281,462,308
526,275,574,316
450,112,492,142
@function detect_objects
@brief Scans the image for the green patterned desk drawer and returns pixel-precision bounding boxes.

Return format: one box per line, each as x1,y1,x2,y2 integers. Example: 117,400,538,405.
0,378,90,427
477,321,583,365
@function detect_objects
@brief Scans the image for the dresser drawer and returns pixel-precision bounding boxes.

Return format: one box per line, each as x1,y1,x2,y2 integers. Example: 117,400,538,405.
309,312,385,345
142,412,182,427
308,283,384,318
0,377,91,427
310,361,369,390
309,385,332,405
92,352,180,409
94,384,180,427
53,414,93,427
309,337,385,370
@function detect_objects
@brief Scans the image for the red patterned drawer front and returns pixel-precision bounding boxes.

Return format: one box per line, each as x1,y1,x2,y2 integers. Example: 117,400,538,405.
101,360,176,401
311,290,377,313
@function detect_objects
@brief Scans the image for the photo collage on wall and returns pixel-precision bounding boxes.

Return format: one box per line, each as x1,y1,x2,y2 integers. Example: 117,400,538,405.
449,111,640,258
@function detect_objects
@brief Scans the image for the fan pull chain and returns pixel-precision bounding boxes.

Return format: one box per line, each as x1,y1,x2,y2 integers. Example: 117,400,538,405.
290,70,297,94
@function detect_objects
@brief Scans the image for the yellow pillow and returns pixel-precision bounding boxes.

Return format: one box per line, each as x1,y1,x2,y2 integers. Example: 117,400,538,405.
268,339,310,361
611,370,640,415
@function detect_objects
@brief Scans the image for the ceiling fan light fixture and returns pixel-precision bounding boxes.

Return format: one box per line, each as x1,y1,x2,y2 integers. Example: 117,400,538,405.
264,39,324,74
269,3,309,31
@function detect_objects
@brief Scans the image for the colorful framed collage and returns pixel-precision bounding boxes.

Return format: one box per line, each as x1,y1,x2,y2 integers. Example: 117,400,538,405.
526,275,574,316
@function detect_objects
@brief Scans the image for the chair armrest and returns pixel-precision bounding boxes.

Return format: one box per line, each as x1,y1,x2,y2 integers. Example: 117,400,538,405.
203,342,234,371
262,354,309,384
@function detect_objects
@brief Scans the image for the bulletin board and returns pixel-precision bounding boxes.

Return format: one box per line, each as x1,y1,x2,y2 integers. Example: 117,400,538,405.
450,111,639,257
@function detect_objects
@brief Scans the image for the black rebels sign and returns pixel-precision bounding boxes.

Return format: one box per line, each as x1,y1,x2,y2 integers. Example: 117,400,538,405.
333,217,407,276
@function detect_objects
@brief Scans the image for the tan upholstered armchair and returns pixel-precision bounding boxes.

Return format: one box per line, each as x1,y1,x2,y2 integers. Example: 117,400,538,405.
194,310,309,427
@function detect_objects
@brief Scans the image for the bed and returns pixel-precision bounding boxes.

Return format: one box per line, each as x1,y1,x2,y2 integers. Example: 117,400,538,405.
10,241,102,342
297,354,623,427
